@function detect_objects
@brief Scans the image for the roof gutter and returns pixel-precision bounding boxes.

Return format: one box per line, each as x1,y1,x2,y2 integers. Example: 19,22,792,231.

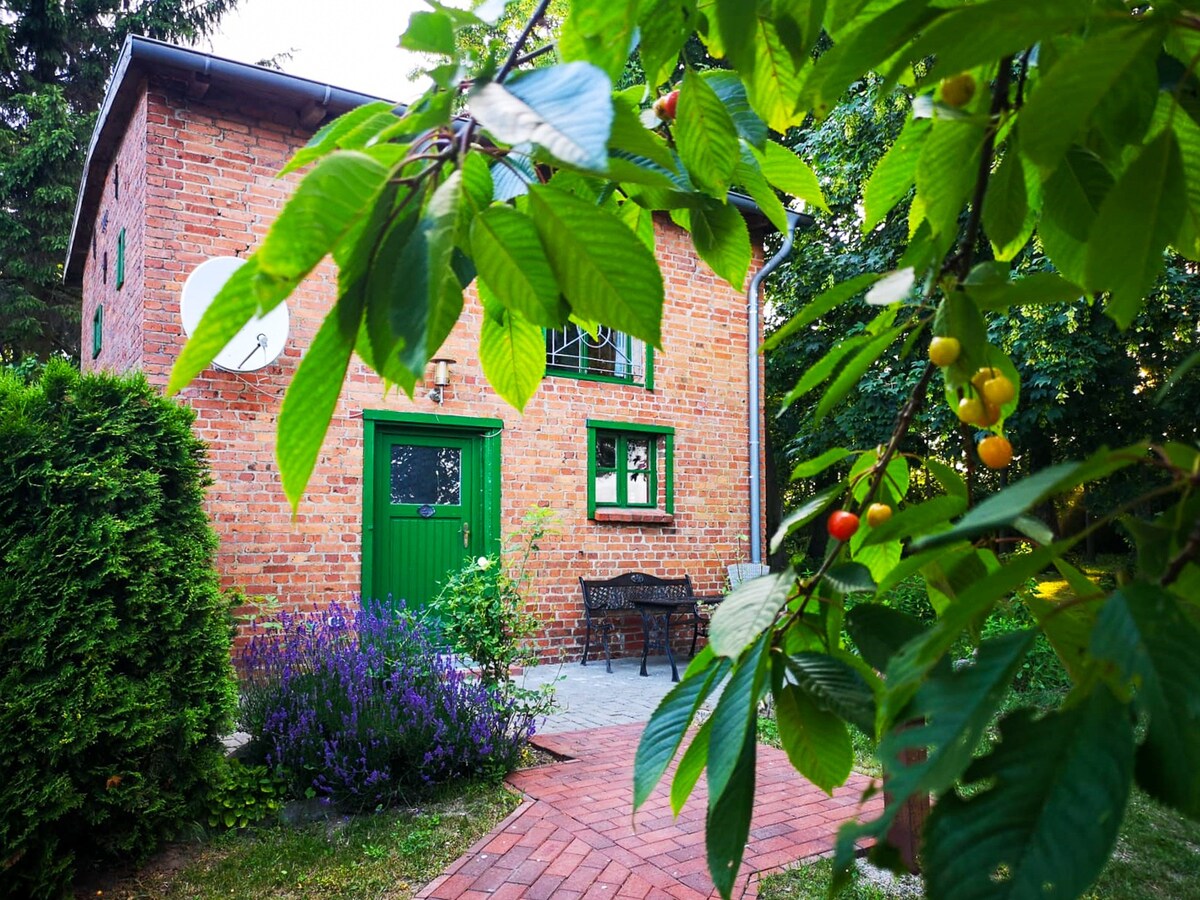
747,208,808,566
64,35,390,285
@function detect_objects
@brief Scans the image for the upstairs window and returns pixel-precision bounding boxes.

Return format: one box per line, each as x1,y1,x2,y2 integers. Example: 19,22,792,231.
546,324,652,387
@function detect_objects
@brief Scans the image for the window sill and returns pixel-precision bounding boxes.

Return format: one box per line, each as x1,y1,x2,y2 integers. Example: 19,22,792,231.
593,508,674,526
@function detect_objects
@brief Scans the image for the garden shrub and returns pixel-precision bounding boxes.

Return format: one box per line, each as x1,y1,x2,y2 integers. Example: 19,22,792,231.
0,361,237,899
238,600,534,810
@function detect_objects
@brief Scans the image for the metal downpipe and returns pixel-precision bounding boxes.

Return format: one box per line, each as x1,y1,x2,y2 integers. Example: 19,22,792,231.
747,219,798,566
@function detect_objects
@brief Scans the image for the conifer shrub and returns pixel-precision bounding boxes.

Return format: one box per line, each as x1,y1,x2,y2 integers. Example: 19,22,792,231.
0,361,237,899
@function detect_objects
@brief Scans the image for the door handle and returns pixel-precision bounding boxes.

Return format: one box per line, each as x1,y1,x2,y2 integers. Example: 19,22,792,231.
462,522,470,548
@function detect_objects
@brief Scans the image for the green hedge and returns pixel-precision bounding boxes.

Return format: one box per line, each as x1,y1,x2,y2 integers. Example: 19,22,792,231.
0,361,237,898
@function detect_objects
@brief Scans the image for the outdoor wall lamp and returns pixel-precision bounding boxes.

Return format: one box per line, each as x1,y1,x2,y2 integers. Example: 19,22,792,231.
429,358,455,404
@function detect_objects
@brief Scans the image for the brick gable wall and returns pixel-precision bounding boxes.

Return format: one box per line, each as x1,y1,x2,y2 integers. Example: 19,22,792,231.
83,78,767,661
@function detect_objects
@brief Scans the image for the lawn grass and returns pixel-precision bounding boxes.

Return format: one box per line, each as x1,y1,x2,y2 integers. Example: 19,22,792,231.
74,780,520,899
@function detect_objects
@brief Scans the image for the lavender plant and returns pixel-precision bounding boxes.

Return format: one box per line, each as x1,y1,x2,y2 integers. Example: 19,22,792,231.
238,600,534,810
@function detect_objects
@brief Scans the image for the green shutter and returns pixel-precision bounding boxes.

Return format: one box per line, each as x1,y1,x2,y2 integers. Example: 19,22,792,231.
116,229,125,290
92,305,103,359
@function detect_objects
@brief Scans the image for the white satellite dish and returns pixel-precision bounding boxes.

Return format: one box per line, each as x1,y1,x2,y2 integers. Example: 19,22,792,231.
180,257,290,373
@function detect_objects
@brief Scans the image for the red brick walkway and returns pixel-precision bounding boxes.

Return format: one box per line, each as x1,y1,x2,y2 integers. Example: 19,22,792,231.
418,723,883,899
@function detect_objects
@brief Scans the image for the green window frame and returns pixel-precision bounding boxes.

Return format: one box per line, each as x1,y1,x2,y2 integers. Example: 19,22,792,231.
115,228,126,290
92,304,103,359
586,420,674,518
546,324,654,388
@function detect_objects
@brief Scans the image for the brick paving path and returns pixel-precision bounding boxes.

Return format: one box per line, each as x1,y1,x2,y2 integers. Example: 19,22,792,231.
418,723,883,899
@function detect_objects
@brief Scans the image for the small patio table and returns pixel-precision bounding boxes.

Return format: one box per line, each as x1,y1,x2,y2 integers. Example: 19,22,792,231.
630,596,698,682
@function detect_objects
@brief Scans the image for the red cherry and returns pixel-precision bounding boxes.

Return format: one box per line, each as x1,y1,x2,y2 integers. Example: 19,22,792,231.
662,89,679,119
827,510,860,542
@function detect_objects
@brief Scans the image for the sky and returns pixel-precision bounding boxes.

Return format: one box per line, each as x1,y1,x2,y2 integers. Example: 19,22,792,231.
197,0,430,101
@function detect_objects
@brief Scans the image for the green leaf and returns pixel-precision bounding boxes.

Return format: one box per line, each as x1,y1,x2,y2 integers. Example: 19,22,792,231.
478,304,545,410
634,658,729,809
762,272,881,351
784,652,876,734
916,118,985,240
558,0,639,81
1021,23,1163,174
777,334,869,414
277,280,366,510
836,630,1037,875
802,0,934,114
259,151,389,282
775,682,852,794
734,143,789,233
814,323,905,422
864,267,914,306
683,197,751,287
791,447,854,480
615,201,655,256
1085,128,1186,329
282,102,398,175
676,67,740,196
1169,107,1200,260
638,0,695,88
706,720,756,900
471,62,614,172
1038,145,1113,285
863,117,929,232
670,716,712,815
400,10,456,55
924,687,1133,900
470,205,562,327
823,563,876,596
965,271,1084,312
705,71,768,150
707,636,767,803
845,604,935,676
769,484,845,554
757,141,828,213
529,185,664,344
738,7,809,133
862,495,967,547
380,170,463,375
911,462,1081,552
925,457,967,499
608,96,683,175
983,137,1040,262
709,570,798,658
883,546,1062,719
1091,583,1200,817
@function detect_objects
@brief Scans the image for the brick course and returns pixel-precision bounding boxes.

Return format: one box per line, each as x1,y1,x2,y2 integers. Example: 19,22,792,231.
80,73,769,660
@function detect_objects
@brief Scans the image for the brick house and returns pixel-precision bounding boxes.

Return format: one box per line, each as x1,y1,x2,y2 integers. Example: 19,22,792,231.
65,36,804,660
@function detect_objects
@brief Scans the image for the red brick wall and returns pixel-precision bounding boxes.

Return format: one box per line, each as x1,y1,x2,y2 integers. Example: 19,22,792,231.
81,82,148,375
82,78,768,662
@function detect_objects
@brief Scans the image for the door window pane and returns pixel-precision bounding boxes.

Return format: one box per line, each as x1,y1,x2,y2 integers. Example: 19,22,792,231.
390,445,461,505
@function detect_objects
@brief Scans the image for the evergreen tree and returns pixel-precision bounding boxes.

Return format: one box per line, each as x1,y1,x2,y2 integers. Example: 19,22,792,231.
0,0,239,362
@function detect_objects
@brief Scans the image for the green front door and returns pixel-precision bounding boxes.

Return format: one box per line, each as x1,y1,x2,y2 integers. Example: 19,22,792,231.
369,427,484,610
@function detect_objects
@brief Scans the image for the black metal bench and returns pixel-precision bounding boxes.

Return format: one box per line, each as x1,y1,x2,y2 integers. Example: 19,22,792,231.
579,572,703,681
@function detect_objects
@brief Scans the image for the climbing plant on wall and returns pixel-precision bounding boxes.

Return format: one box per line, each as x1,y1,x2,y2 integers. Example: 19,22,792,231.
170,1,1200,897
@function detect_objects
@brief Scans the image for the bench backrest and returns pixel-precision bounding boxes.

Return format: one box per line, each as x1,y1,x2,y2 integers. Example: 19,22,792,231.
580,572,695,612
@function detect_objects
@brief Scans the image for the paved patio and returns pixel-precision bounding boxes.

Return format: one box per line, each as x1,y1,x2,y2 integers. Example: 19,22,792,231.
418,657,883,899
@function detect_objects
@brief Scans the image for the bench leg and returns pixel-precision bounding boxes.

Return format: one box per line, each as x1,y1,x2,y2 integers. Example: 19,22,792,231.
640,609,651,677
690,610,699,658
581,620,592,666
665,621,679,682
602,625,613,674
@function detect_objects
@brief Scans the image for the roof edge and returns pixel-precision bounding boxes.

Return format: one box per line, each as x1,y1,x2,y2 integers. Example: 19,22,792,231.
64,35,391,286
